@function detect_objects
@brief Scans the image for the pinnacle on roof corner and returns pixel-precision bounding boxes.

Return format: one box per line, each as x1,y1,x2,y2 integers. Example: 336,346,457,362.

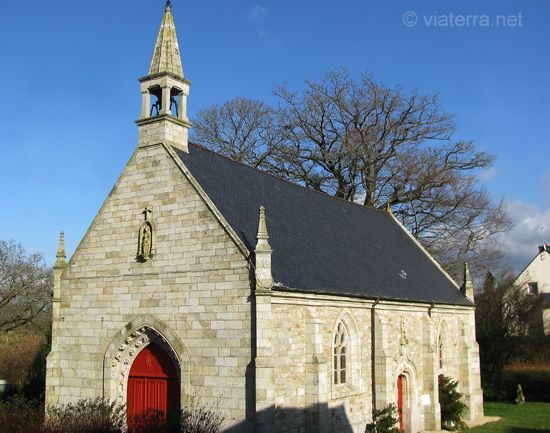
255,206,272,253
54,231,67,269
254,206,273,290
461,262,474,302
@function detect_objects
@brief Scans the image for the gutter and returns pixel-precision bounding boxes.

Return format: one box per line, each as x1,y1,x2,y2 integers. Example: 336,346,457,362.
371,298,380,419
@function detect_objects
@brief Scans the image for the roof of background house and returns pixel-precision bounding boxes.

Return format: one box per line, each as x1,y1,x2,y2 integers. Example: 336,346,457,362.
515,245,550,284
173,143,472,306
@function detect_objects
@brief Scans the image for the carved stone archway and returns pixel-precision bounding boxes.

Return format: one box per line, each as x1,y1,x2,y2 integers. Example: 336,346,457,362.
104,315,190,406
394,361,419,433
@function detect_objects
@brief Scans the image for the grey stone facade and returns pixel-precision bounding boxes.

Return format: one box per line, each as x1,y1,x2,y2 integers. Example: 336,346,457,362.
46,5,483,432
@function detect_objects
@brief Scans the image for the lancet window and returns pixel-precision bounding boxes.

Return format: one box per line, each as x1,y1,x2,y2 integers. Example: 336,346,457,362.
333,321,348,384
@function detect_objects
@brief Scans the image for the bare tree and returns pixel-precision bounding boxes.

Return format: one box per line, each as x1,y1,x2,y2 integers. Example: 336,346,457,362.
191,97,281,168
190,69,512,280
0,240,53,332
476,271,540,399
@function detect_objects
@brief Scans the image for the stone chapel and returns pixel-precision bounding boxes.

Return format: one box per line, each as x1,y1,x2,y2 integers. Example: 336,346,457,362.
46,4,484,432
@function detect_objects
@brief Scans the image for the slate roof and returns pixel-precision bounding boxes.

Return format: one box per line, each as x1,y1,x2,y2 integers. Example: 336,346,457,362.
173,143,473,306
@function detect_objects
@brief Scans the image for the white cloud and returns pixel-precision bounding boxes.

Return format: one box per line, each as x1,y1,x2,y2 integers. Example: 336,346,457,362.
247,6,282,51
249,6,268,20
499,198,550,273
477,167,498,182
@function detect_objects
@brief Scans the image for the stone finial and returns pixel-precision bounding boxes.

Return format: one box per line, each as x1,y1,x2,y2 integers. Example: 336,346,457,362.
255,206,273,290
461,262,475,302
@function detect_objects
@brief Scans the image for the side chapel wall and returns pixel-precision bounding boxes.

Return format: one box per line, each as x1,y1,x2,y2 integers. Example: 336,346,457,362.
267,294,481,433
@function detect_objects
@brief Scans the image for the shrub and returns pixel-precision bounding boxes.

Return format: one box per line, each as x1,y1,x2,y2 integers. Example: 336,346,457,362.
0,396,44,433
129,408,169,433
0,330,48,388
180,405,226,433
0,396,225,433
365,403,400,433
129,405,226,433
438,374,467,430
44,397,126,433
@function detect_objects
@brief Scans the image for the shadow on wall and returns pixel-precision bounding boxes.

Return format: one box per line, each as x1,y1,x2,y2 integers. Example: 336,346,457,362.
226,402,354,433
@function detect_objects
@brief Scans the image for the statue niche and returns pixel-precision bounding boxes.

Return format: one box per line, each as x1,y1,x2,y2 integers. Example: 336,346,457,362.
137,207,156,261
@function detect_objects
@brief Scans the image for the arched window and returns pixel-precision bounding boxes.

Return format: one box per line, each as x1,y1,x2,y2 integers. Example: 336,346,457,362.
438,321,450,370
333,321,348,384
331,310,360,399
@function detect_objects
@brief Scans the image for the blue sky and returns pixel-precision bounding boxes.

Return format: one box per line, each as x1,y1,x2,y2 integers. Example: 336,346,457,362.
1,0,548,279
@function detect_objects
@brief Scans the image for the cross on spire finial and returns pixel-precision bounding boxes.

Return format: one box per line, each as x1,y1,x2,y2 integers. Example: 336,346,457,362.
165,1,172,9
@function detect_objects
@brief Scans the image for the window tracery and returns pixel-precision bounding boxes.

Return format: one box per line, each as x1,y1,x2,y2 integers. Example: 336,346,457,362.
333,321,348,385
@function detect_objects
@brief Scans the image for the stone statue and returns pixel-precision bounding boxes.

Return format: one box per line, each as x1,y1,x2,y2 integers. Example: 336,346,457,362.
141,225,152,256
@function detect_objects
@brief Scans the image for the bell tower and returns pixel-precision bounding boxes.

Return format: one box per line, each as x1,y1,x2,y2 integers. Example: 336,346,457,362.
135,1,191,152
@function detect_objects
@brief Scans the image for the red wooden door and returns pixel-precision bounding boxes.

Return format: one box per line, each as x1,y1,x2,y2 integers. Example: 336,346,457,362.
397,375,404,431
127,343,179,427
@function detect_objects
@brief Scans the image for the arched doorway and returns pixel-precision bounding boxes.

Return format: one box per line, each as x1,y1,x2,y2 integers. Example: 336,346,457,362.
397,374,408,431
127,343,180,427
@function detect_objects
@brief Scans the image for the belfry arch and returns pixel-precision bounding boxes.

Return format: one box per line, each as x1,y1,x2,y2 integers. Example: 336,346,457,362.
103,315,190,406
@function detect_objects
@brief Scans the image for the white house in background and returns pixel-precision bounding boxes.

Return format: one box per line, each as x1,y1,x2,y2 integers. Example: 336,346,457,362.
514,244,550,335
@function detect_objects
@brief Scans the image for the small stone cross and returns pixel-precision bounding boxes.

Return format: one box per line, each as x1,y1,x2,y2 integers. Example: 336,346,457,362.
143,206,152,220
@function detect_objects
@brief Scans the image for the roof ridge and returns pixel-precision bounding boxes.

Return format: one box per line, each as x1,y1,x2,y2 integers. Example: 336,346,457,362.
515,248,550,280
186,141,390,215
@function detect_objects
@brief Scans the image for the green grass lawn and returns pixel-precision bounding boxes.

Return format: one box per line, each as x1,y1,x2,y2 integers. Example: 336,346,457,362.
463,402,550,433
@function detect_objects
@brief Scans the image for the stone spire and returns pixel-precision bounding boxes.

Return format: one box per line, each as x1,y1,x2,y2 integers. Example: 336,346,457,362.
135,3,192,152
461,262,475,302
255,206,273,290
148,2,184,77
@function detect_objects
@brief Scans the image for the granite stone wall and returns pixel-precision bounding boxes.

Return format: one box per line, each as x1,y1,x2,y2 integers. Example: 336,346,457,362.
265,293,482,433
47,143,254,430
